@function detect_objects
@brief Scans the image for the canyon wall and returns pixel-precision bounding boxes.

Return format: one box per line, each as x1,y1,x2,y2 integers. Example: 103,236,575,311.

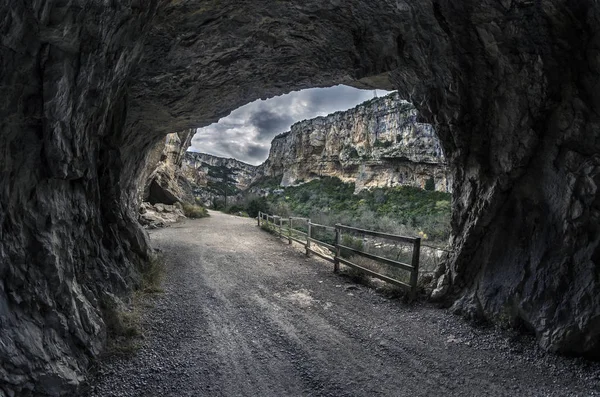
182,152,257,206
254,92,450,193
1,0,598,395
142,130,195,205
0,1,162,395
183,152,257,191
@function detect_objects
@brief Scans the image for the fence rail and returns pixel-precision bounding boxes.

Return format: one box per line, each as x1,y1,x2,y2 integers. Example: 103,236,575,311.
258,211,424,299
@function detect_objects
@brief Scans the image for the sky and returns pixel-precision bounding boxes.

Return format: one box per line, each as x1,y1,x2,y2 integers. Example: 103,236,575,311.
189,85,392,166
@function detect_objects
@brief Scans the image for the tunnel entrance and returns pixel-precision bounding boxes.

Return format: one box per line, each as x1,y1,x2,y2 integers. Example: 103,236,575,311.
1,0,599,395
105,0,600,360
156,85,453,283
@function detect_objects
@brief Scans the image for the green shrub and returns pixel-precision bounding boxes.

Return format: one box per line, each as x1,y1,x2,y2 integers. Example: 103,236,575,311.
425,177,435,191
101,297,142,354
182,203,209,218
242,177,452,243
269,201,291,217
141,255,166,293
340,234,364,259
347,147,359,158
260,221,277,235
373,139,393,148
226,204,245,214
246,196,269,218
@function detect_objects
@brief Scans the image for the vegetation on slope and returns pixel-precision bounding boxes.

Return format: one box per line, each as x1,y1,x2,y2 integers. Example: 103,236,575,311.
229,176,452,243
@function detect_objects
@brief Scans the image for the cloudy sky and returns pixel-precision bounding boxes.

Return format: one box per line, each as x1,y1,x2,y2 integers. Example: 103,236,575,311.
189,85,392,165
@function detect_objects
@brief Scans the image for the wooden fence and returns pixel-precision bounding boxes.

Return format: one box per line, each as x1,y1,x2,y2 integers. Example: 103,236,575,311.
258,211,422,299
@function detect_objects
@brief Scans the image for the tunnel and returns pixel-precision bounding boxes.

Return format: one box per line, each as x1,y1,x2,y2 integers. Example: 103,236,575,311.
0,0,599,395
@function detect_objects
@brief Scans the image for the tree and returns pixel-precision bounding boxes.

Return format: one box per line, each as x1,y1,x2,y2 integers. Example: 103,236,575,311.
424,177,435,191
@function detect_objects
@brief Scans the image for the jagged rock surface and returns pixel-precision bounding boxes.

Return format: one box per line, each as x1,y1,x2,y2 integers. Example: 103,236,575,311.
0,0,599,395
142,130,195,205
0,1,162,396
254,92,450,192
138,202,186,229
182,152,257,206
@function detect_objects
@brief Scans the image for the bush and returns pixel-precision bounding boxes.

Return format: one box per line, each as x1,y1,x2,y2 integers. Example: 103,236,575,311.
225,204,245,214
269,201,291,217
347,147,359,158
240,177,452,243
246,196,269,218
340,234,364,259
373,139,393,148
425,177,435,191
182,203,209,218
211,198,226,210
141,254,166,293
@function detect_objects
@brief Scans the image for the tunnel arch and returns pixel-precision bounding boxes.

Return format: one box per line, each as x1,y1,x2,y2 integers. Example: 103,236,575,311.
0,0,599,395
128,0,600,357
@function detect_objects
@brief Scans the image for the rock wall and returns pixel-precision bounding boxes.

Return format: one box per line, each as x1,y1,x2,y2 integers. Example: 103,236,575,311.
142,130,195,205
182,152,257,207
254,92,450,193
183,152,256,191
1,0,599,395
0,1,162,395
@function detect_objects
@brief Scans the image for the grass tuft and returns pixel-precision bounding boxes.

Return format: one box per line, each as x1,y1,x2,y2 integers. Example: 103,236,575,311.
101,254,167,355
182,203,209,218
141,254,166,293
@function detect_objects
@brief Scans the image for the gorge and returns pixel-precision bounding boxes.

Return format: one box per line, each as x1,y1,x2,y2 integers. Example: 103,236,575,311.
1,1,599,395
181,92,449,205
252,91,450,193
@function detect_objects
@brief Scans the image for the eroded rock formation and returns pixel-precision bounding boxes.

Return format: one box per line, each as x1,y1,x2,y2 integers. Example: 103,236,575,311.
1,0,599,395
142,130,195,205
183,153,257,192
1,2,162,395
138,202,186,229
254,92,450,192
182,152,257,206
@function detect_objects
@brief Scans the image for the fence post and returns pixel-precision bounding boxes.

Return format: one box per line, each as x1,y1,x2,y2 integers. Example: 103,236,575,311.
334,225,341,273
258,211,261,226
288,217,292,244
410,238,421,301
279,217,283,238
306,220,312,256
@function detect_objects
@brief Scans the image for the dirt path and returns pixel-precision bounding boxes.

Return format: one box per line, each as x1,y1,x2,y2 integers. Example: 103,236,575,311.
86,211,600,396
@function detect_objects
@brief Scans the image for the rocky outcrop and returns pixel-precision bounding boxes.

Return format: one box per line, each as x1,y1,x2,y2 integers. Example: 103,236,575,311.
138,202,186,229
254,92,450,193
0,2,163,395
183,152,256,190
181,152,257,206
1,0,599,395
142,130,195,205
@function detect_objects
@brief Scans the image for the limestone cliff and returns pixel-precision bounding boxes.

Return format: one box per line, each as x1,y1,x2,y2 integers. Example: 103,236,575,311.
183,152,256,191
254,92,450,193
182,152,257,206
143,130,195,205
1,1,599,395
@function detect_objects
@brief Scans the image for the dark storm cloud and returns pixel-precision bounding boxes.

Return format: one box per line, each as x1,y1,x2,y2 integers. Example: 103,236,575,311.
248,110,294,139
190,85,393,165
246,144,269,160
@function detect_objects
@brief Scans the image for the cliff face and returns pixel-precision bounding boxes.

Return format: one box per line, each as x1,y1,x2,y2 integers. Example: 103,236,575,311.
143,130,195,205
1,0,599,395
254,93,450,193
0,1,162,395
183,152,256,191
182,152,257,206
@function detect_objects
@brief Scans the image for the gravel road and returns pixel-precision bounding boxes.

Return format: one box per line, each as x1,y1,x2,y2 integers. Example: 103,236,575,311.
85,211,600,397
